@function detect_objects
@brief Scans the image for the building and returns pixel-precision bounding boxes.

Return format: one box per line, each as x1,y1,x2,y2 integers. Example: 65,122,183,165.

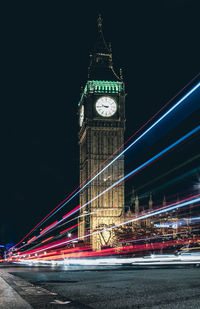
78,15,126,250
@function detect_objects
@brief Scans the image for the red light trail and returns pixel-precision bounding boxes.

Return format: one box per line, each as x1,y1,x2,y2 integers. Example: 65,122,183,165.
11,75,200,250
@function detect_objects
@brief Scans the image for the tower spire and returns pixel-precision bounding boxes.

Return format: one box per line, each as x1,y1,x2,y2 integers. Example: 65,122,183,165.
97,14,103,31
93,14,110,54
88,15,122,81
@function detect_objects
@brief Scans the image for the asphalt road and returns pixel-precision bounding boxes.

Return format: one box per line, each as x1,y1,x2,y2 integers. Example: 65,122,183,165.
1,264,200,308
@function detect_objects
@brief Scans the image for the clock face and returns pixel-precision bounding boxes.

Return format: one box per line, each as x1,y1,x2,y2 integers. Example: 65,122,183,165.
79,105,84,127
95,96,117,117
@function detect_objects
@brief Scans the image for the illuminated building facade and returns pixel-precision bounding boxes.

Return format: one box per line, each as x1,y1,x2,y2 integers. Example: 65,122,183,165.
78,15,125,250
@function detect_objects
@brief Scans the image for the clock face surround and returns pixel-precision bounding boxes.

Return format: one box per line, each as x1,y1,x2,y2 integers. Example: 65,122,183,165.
95,96,117,117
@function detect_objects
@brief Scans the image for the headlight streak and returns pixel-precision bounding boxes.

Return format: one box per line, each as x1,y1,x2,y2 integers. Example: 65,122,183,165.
16,206,81,251
136,154,200,196
40,221,58,235
14,211,92,253
9,198,200,255
40,82,200,224
17,188,199,252
113,228,200,247
41,236,54,244
11,79,200,250
68,126,200,218
139,165,200,200
11,237,200,263
59,223,80,235
12,202,186,253
153,203,200,221
20,124,197,252
16,195,200,256
27,236,36,244
13,125,200,254
7,249,200,266
16,207,120,252
154,216,200,228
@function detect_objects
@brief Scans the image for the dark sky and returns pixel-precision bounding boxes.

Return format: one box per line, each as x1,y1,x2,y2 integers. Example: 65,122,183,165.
2,0,200,244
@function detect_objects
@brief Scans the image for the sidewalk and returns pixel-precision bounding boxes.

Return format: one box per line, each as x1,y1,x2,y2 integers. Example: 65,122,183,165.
0,275,32,309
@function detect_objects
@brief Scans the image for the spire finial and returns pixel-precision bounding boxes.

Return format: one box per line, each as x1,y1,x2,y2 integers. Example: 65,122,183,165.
120,68,123,80
97,14,103,31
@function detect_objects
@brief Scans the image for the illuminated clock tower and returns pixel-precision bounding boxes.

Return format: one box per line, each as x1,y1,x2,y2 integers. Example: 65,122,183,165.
78,15,126,250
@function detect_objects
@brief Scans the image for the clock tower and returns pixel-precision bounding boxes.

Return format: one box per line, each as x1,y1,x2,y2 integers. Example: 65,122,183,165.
78,15,126,250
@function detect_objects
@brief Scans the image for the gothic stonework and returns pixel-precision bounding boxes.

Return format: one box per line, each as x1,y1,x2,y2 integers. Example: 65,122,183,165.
78,16,126,250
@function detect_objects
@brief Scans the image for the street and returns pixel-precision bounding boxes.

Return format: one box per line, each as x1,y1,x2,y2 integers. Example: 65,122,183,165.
1,264,200,308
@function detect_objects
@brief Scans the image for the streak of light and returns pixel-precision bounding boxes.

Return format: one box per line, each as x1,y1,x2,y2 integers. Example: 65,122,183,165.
20,200,142,251
136,154,200,196
114,229,200,247
15,252,200,266
40,221,58,235
12,79,200,250
41,237,54,244
16,195,199,252
19,207,81,249
12,237,200,263
62,205,80,219
15,207,106,252
11,198,200,254
154,216,200,228
75,126,200,216
27,125,197,244
43,82,200,223
59,223,79,235
17,195,200,256
27,236,36,244
140,166,200,199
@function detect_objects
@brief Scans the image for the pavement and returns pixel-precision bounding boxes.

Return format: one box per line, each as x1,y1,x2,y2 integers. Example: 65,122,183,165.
0,266,75,308
1,263,200,308
0,274,32,309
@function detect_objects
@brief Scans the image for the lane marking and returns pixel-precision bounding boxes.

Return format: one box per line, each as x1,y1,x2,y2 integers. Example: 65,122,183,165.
51,299,71,304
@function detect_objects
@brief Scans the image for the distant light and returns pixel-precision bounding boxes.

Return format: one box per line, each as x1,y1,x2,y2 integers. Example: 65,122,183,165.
194,177,200,191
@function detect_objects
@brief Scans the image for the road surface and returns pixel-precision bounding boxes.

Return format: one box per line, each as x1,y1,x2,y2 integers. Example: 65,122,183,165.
1,263,200,308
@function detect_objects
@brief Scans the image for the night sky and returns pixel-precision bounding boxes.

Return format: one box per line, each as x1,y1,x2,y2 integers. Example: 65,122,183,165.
2,0,200,244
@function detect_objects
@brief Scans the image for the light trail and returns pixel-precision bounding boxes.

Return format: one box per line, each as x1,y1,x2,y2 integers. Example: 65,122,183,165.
17,194,200,256
15,125,200,252
14,206,81,251
40,221,58,235
12,79,200,250
43,82,200,221
41,237,54,244
8,249,200,266
114,229,200,247
27,236,36,244
139,165,200,199
15,207,108,252
25,126,199,250
13,237,200,262
31,207,119,245
136,153,200,194
59,223,80,235
68,126,200,217
155,216,200,228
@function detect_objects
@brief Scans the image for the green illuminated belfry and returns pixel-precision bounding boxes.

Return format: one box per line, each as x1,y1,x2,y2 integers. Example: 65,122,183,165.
78,15,126,250
78,81,124,106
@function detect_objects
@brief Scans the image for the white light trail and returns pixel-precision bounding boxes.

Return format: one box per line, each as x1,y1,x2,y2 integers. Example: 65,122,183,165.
20,195,200,255
42,82,200,219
